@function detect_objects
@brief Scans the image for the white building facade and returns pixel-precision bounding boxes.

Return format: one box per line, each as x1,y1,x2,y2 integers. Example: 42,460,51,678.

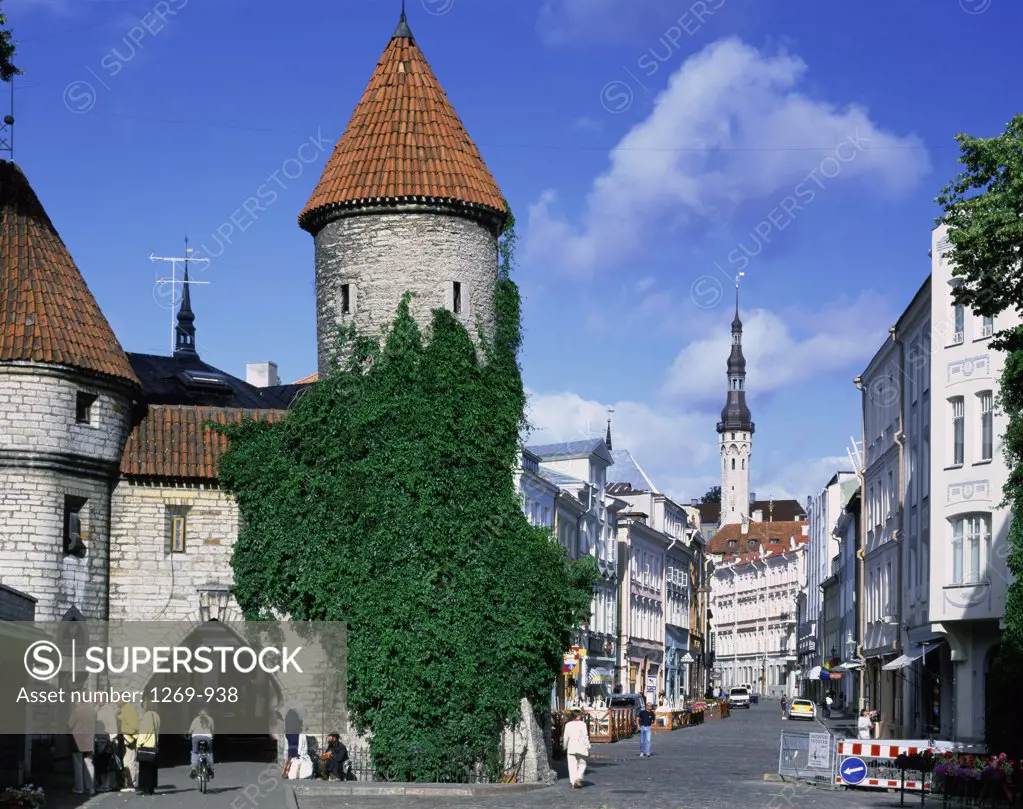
799,472,854,700
927,225,1016,744
711,524,806,698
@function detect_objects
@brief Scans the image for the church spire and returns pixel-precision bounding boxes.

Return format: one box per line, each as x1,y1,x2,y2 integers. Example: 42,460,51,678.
174,238,198,360
605,412,613,451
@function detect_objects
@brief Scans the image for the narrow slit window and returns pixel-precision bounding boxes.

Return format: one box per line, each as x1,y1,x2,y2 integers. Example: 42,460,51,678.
340,284,350,315
452,281,462,314
171,516,186,553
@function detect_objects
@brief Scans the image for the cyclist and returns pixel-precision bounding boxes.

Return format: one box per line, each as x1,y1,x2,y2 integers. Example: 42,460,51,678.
188,710,215,781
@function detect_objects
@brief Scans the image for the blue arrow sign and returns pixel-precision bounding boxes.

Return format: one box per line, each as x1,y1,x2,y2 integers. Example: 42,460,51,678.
840,756,867,785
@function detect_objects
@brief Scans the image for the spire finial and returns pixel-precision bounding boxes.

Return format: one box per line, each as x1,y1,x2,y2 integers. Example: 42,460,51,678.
393,0,413,38
174,235,198,359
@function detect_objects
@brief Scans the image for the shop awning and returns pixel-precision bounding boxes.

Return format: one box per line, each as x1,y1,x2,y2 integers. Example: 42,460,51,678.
882,654,917,670
588,667,613,684
836,661,863,670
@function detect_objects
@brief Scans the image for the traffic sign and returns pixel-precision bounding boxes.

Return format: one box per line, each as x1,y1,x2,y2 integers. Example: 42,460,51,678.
839,756,867,785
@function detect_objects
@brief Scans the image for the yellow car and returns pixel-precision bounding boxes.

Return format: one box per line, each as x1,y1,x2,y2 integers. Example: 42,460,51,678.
788,698,817,720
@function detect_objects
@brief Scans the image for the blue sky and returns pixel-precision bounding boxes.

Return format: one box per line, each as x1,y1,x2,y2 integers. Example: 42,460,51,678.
6,0,1020,505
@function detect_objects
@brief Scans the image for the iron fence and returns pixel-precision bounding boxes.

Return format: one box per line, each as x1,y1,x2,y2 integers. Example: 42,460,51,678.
318,737,525,785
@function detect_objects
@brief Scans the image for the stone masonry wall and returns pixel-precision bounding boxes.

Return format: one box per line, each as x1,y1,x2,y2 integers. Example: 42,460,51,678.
108,482,242,621
0,365,133,463
0,468,114,621
0,365,132,621
314,210,498,375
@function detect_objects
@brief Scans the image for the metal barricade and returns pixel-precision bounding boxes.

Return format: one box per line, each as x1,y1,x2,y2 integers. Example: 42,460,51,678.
833,740,935,792
778,727,839,788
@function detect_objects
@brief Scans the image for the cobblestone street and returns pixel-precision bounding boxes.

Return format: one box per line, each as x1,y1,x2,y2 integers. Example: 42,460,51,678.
49,700,945,809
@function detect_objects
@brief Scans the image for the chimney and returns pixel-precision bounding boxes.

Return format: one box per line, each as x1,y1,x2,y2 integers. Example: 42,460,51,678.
741,521,749,535
246,361,279,388
752,509,763,522
691,498,699,506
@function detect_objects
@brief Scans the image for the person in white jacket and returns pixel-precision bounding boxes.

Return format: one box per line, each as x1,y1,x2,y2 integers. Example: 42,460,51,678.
561,711,591,789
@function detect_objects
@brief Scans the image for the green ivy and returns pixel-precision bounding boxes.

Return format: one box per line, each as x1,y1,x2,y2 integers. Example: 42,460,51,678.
218,210,599,780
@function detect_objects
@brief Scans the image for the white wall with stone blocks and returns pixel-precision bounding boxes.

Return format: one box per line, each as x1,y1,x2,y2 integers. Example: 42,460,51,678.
108,483,242,622
313,210,498,374
0,365,133,462
0,468,113,621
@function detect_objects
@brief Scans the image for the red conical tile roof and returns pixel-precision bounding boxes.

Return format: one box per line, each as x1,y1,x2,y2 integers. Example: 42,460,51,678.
0,161,139,386
299,16,508,234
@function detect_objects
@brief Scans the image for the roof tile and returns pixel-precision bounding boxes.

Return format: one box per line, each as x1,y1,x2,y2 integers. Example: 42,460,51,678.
121,405,286,481
299,27,507,232
0,161,138,386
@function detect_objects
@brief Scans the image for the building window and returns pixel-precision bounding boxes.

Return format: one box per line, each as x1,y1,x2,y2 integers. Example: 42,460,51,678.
63,496,87,557
982,315,993,338
951,514,991,585
166,506,190,554
452,281,462,314
340,283,351,315
76,392,97,424
171,516,186,553
953,304,964,344
980,392,993,461
951,397,964,465
731,458,736,470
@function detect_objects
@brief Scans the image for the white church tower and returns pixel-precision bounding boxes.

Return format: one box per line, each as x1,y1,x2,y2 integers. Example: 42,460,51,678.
717,283,755,525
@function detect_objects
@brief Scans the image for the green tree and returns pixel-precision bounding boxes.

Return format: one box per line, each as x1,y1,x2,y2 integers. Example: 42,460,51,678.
700,486,721,504
936,113,1023,756
218,214,598,780
0,1,22,82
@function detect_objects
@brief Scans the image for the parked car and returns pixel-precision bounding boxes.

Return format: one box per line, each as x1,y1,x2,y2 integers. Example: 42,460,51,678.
788,698,816,721
728,686,751,708
608,694,648,712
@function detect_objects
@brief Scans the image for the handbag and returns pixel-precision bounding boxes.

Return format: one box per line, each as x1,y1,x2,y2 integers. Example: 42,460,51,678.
137,747,158,762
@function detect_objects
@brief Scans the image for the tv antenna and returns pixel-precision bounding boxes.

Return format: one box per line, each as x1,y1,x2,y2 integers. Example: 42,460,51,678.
151,237,210,354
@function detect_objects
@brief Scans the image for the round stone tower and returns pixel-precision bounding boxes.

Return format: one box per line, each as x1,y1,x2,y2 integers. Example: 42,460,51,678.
0,160,139,621
299,9,509,376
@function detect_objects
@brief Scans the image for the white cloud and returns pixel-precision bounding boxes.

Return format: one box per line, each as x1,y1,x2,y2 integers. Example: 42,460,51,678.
525,389,715,486
661,291,896,406
752,454,854,504
525,37,931,275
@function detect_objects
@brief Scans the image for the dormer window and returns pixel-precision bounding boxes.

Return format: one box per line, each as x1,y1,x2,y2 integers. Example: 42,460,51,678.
76,392,97,424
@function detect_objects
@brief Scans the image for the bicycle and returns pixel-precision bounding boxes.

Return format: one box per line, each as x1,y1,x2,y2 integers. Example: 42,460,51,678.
194,738,213,794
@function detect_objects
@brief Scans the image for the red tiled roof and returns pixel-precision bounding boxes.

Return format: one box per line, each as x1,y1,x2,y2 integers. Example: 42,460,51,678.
0,161,138,386
293,372,318,384
697,499,806,526
121,405,286,481
707,520,808,556
298,25,507,233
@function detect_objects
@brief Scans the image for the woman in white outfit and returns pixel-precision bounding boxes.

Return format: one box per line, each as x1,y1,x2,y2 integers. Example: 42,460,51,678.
856,709,871,740
561,711,591,789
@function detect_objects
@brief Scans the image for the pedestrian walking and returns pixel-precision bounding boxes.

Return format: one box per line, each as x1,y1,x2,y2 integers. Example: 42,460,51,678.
824,692,833,720
637,702,655,757
136,698,161,796
780,695,788,718
117,699,139,793
68,697,96,795
561,710,591,789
